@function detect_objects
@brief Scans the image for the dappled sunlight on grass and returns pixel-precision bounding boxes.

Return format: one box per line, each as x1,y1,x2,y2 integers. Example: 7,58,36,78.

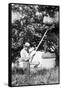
12,66,59,86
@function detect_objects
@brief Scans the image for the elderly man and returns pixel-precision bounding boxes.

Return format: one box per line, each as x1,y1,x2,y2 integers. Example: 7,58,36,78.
20,42,30,62
16,42,31,71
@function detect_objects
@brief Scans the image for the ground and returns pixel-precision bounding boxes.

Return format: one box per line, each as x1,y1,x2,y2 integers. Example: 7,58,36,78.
12,66,59,86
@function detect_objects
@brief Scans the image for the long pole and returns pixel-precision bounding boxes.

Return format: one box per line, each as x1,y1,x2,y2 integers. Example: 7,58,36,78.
35,24,54,51
36,29,49,51
30,25,54,63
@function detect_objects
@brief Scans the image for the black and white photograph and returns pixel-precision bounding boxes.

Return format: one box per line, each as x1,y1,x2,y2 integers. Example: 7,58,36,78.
9,3,59,87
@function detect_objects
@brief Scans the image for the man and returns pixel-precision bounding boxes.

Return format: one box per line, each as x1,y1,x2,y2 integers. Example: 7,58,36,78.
16,42,31,71
20,42,30,62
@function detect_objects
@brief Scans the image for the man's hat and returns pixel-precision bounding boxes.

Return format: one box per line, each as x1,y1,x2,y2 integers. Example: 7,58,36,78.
24,42,30,47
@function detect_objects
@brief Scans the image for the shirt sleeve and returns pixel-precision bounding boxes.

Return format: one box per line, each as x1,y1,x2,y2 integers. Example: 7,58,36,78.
20,49,30,61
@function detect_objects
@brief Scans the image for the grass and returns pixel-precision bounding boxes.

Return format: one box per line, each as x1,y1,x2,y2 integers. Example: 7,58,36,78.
11,66,59,86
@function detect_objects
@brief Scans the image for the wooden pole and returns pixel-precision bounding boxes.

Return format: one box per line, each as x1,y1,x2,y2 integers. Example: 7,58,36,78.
36,24,55,51
30,25,55,63
36,29,49,51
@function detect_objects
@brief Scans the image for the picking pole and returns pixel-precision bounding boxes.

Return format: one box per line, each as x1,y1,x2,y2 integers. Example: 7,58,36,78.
35,24,55,51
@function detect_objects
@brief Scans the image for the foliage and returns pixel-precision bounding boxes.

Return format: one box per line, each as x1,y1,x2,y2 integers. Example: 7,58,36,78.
10,4,59,60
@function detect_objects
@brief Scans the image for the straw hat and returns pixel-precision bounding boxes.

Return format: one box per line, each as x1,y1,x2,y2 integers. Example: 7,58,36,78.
24,42,30,47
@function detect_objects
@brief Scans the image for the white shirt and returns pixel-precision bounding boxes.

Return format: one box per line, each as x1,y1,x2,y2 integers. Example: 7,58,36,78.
20,48,30,61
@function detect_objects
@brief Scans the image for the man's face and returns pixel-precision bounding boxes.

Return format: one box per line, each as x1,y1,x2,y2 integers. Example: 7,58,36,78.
24,46,28,50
